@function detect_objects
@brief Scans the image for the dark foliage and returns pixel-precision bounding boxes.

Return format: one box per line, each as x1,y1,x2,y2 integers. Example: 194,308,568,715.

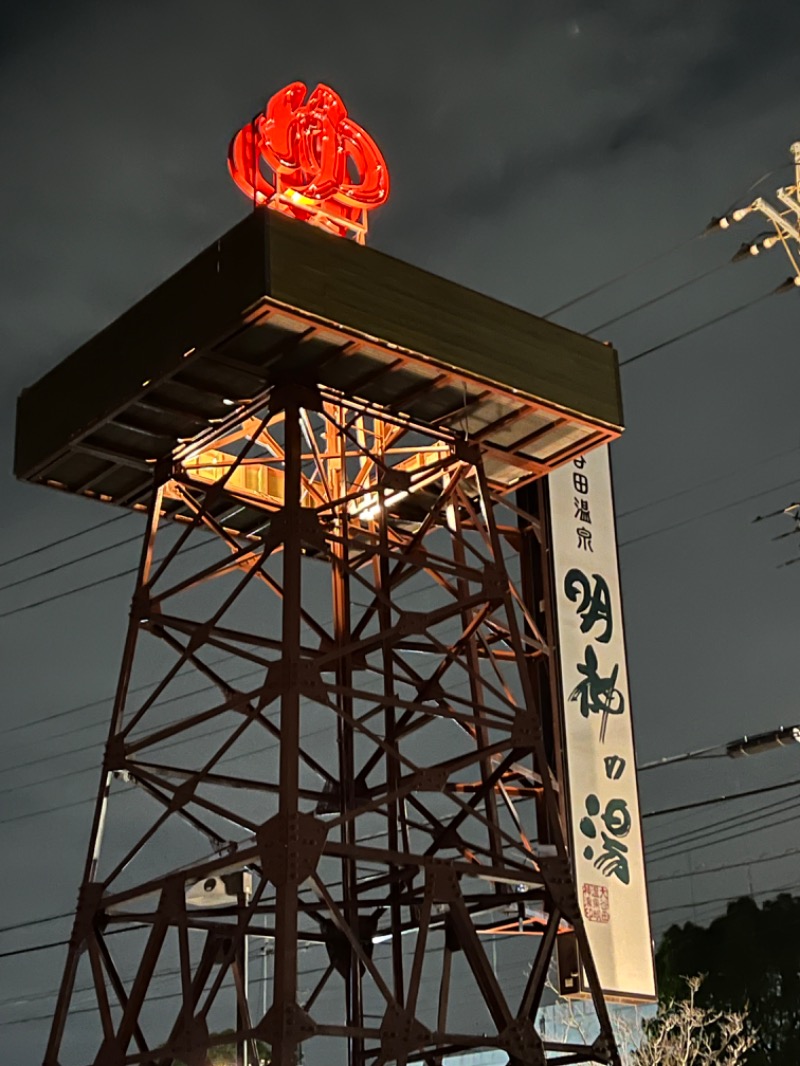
174,1029,270,1065
656,893,800,1066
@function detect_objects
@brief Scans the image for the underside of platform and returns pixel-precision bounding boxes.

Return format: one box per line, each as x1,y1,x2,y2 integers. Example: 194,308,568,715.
15,210,622,529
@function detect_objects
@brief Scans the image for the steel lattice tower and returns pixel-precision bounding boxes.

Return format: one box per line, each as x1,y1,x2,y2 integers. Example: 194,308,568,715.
17,210,625,1066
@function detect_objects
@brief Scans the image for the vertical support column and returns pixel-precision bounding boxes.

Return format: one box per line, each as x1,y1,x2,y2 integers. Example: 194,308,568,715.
268,390,303,1066
43,472,165,1066
326,404,364,1066
515,482,568,837
374,417,406,1009
449,492,504,872
235,939,250,1066
236,876,252,1066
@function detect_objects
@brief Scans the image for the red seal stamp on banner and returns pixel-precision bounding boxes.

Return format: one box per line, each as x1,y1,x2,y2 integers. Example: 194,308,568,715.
582,883,610,923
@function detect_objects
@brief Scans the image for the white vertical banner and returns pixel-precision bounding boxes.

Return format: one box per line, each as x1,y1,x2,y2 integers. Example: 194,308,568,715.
548,444,656,1001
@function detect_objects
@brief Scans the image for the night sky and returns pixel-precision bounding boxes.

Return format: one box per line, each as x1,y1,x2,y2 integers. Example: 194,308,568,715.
3,1,800,1060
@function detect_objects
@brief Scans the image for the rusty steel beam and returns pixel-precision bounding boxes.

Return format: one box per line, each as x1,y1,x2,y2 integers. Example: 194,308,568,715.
43,383,620,1066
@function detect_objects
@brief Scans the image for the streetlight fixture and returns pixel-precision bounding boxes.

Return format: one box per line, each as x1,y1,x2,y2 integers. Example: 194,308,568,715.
638,725,800,771
726,725,800,758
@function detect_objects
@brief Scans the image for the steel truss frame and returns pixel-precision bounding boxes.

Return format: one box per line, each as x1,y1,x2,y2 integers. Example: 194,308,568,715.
44,381,620,1066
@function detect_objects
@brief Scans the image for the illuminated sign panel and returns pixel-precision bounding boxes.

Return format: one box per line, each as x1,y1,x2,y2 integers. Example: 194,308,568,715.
228,81,389,243
549,445,656,1000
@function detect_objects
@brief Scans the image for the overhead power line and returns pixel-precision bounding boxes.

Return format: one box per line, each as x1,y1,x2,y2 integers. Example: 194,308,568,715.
0,668,472,806
0,794,94,828
1,465,794,634
0,708,339,830
0,172,792,632
643,774,800,820
647,794,800,862
648,784,800,846
618,476,800,550
586,262,728,335
4,841,788,944
0,533,215,623
0,939,71,961
717,161,796,218
644,788,800,858
0,663,267,789
0,912,71,936
543,232,706,318
544,160,794,320
647,782,800,844
639,725,800,773
0,941,391,1028
638,742,726,772
619,289,775,369
0,512,130,572
649,845,800,886
617,444,800,522
0,645,243,741
3,856,794,1026
0,460,790,626
649,878,797,919
0,566,143,621
0,937,273,1014
0,574,446,745
715,144,800,287
0,923,142,962
0,652,244,748
0,528,144,596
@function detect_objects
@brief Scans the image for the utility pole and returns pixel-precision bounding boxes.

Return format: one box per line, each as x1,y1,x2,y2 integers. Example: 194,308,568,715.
717,140,800,288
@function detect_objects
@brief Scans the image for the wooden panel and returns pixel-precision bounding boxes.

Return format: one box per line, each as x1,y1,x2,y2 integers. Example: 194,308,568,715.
15,218,268,480
15,209,622,494
266,212,622,428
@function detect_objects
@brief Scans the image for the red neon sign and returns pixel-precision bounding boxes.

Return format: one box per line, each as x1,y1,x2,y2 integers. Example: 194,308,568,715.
228,81,389,243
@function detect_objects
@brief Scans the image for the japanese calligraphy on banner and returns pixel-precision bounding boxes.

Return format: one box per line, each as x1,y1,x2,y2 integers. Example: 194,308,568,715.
549,444,656,1001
